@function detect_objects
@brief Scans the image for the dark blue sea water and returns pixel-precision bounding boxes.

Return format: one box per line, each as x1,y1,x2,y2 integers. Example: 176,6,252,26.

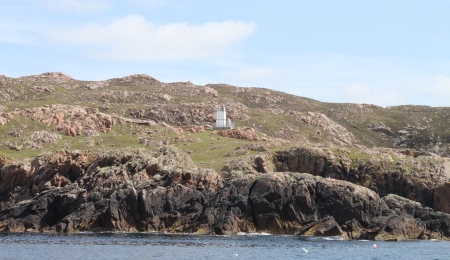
0,232,448,260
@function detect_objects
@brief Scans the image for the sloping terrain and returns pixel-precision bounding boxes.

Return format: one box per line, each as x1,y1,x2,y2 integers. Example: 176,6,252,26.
2,72,450,239
1,72,449,165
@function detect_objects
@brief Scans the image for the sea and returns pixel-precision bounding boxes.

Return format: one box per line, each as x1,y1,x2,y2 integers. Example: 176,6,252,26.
0,232,448,260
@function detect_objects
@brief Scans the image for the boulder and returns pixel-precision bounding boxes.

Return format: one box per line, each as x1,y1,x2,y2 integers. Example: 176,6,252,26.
367,122,393,135
303,216,344,237
383,194,422,216
374,215,425,241
30,86,55,94
171,128,184,135
218,127,259,141
203,86,218,97
185,126,205,133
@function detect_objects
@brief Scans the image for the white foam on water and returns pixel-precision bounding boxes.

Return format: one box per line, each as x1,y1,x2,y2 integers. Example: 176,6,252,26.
237,232,272,236
322,236,344,241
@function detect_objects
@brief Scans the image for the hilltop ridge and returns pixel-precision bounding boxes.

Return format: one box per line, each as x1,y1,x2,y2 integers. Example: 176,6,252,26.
1,72,449,161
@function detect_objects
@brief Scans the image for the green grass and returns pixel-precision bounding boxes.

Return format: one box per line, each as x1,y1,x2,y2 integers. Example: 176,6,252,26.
3,73,450,170
346,149,372,162
170,130,282,172
0,112,288,172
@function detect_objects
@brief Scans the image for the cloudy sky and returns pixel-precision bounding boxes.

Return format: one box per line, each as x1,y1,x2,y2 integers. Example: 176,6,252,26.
1,0,450,107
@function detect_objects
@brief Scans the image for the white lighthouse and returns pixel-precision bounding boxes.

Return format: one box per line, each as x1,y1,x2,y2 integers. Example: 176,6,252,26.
213,106,234,130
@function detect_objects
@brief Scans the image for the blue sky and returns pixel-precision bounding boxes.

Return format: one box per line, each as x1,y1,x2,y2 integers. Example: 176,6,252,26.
1,0,450,107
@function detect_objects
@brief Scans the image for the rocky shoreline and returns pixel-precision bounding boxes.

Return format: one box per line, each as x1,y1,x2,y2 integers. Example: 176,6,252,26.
1,146,450,241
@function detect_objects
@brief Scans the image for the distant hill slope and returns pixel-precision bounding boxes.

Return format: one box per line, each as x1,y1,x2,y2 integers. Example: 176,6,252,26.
1,72,450,164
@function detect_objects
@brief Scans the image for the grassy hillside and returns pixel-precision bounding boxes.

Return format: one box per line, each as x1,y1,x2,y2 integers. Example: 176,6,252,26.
1,72,449,171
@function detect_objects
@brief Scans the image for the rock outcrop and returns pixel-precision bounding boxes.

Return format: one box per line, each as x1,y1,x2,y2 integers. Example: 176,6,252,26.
300,112,356,146
21,72,73,84
218,127,259,141
4,105,114,137
0,164,31,194
142,102,247,126
367,122,393,135
114,74,162,86
24,131,61,149
379,194,450,240
1,147,449,240
3,71,450,240
30,85,56,94
273,147,450,215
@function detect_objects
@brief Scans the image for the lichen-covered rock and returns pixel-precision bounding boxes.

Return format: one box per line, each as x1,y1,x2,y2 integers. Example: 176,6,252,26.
300,112,355,146
24,131,61,149
30,85,56,94
383,194,422,216
20,72,73,84
1,148,450,241
382,194,450,240
26,150,93,194
203,86,218,97
273,146,450,214
218,127,259,141
184,126,205,133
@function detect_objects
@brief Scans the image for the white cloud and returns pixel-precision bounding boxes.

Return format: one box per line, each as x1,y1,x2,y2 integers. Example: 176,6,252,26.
40,0,109,13
235,67,276,81
50,15,255,61
128,0,166,8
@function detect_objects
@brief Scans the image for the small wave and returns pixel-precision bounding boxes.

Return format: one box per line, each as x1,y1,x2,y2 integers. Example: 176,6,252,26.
237,232,272,236
322,236,344,241
298,235,344,241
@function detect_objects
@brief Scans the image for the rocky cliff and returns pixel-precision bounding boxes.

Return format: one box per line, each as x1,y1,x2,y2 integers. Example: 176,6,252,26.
2,72,450,240
1,147,450,241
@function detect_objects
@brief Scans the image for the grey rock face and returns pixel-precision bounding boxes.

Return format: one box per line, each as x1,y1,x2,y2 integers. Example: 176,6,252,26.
1,147,450,241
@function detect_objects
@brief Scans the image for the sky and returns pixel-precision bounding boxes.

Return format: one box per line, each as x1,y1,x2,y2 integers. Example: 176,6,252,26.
1,0,450,107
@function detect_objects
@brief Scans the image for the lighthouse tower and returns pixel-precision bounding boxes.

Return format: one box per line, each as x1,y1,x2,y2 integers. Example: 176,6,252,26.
213,106,234,130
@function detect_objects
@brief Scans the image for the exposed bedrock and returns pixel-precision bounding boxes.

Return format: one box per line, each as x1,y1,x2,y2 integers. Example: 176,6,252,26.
272,147,450,214
0,147,450,240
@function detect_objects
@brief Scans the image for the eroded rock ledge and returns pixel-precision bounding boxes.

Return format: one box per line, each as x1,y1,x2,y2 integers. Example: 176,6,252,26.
0,147,450,241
